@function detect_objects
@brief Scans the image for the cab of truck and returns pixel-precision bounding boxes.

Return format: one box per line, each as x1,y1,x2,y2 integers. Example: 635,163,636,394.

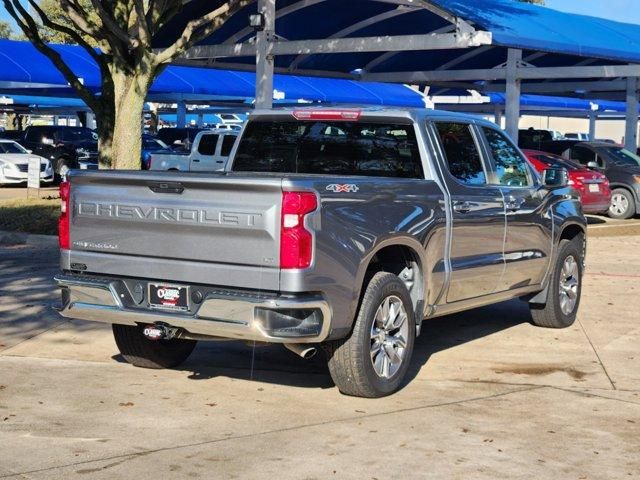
147,129,239,171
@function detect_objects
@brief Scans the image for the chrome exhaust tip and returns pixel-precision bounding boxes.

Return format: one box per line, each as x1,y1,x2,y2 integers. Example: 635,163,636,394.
284,343,318,359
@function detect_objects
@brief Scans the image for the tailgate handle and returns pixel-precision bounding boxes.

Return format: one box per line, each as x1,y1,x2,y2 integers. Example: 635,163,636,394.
148,182,184,194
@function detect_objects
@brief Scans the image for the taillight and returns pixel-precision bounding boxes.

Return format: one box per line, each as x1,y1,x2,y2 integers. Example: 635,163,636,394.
280,192,317,269
59,181,70,249
143,154,153,170
292,109,361,121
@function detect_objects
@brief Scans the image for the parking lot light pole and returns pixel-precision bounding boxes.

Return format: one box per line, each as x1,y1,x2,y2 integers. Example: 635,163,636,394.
255,0,276,109
625,76,639,152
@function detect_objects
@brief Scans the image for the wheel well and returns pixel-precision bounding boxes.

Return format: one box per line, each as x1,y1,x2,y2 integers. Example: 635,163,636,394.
559,224,585,243
364,245,424,315
559,224,586,260
610,185,637,203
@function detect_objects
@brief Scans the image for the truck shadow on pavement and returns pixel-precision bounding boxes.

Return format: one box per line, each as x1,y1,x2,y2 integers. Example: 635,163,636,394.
117,299,530,392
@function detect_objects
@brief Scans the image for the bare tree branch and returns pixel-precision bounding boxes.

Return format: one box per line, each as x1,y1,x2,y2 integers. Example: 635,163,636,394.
88,0,138,48
3,0,101,113
59,0,105,40
133,0,151,48
154,0,252,65
26,0,104,67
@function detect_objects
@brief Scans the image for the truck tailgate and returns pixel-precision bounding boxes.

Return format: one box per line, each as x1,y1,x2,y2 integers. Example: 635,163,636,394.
66,171,282,290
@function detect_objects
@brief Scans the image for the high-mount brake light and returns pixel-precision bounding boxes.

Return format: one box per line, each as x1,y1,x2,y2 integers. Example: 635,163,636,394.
280,191,317,269
292,109,362,121
59,181,70,249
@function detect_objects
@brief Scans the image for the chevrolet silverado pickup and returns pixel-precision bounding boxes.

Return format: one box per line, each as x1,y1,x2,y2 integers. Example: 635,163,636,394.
55,108,587,398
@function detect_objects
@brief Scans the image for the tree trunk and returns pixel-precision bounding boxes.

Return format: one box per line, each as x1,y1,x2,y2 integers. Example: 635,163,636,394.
101,67,154,170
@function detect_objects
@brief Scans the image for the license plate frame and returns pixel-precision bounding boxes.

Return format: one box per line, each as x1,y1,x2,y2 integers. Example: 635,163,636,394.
148,283,190,312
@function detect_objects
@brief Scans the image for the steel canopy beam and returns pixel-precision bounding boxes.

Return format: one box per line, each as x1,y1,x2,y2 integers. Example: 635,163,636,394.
184,30,493,59
362,64,640,83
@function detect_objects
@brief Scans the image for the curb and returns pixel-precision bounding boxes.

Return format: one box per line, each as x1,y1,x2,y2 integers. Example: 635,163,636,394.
0,230,58,247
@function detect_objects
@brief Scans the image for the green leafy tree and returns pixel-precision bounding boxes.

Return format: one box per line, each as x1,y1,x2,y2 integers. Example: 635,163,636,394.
3,0,251,169
0,20,14,38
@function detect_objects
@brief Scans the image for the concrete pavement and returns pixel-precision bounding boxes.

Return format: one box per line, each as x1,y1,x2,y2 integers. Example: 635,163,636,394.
0,235,638,479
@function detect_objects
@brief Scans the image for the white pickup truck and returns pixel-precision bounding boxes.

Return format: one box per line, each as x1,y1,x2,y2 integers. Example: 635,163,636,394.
148,129,239,172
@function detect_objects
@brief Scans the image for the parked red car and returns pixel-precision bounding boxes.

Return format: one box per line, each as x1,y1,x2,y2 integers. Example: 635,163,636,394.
523,149,611,214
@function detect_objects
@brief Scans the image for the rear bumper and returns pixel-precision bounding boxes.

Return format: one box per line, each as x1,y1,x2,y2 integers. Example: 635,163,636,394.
582,200,611,214
55,274,332,344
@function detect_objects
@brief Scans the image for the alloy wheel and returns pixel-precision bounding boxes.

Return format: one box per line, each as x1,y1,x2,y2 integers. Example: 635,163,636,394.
610,193,629,217
559,255,579,316
370,295,409,379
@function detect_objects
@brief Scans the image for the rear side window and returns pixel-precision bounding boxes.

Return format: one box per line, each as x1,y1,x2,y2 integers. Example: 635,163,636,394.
197,134,219,155
482,127,532,187
25,127,52,143
220,135,237,157
434,122,487,186
232,120,423,178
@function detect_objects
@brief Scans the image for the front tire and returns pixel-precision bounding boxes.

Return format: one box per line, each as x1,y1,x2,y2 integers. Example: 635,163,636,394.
327,272,416,398
530,238,583,329
608,188,636,219
112,324,197,369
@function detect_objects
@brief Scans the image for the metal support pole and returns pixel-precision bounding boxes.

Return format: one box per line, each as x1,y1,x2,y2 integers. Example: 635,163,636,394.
625,77,639,152
255,0,276,109
505,49,522,142
176,101,186,128
588,112,597,141
493,106,503,129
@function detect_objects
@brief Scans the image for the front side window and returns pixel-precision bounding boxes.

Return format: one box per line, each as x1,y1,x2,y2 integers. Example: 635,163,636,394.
482,127,532,187
434,122,487,186
233,120,423,178
602,147,640,167
197,134,219,156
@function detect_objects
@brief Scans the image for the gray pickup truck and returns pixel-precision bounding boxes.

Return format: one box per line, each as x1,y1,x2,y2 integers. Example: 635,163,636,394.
55,107,586,398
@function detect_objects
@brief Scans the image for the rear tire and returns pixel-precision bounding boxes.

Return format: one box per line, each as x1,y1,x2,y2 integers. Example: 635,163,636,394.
112,324,196,369
608,188,636,220
530,237,583,329
326,272,416,398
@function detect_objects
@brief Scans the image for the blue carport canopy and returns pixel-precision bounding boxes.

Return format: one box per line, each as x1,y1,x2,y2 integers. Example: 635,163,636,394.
167,0,640,101
0,39,426,107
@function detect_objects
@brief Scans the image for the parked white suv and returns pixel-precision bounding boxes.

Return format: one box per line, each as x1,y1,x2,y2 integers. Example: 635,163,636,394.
148,129,239,172
0,140,53,185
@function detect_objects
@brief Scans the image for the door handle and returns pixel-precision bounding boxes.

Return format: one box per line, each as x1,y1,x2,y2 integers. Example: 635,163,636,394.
505,196,525,212
193,159,200,163
453,201,471,214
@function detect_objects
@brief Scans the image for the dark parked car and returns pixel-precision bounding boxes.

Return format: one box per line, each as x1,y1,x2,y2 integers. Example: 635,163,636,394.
560,142,640,219
518,129,576,154
523,149,611,215
20,125,98,180
141,134,172,170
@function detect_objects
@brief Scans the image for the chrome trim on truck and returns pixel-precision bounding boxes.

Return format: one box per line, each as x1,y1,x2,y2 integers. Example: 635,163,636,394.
55,275,332,344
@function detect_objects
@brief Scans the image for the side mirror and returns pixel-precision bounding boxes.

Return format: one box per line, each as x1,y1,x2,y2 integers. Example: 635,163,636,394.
587,161,599,170
26,149,32,154
542,167,569,187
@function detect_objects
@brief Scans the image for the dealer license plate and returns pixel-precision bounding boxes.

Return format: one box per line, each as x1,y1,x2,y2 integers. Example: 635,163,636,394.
148,283,189,311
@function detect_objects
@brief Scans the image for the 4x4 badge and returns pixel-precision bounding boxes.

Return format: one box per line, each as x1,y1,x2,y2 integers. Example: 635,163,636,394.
326,184,359,193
